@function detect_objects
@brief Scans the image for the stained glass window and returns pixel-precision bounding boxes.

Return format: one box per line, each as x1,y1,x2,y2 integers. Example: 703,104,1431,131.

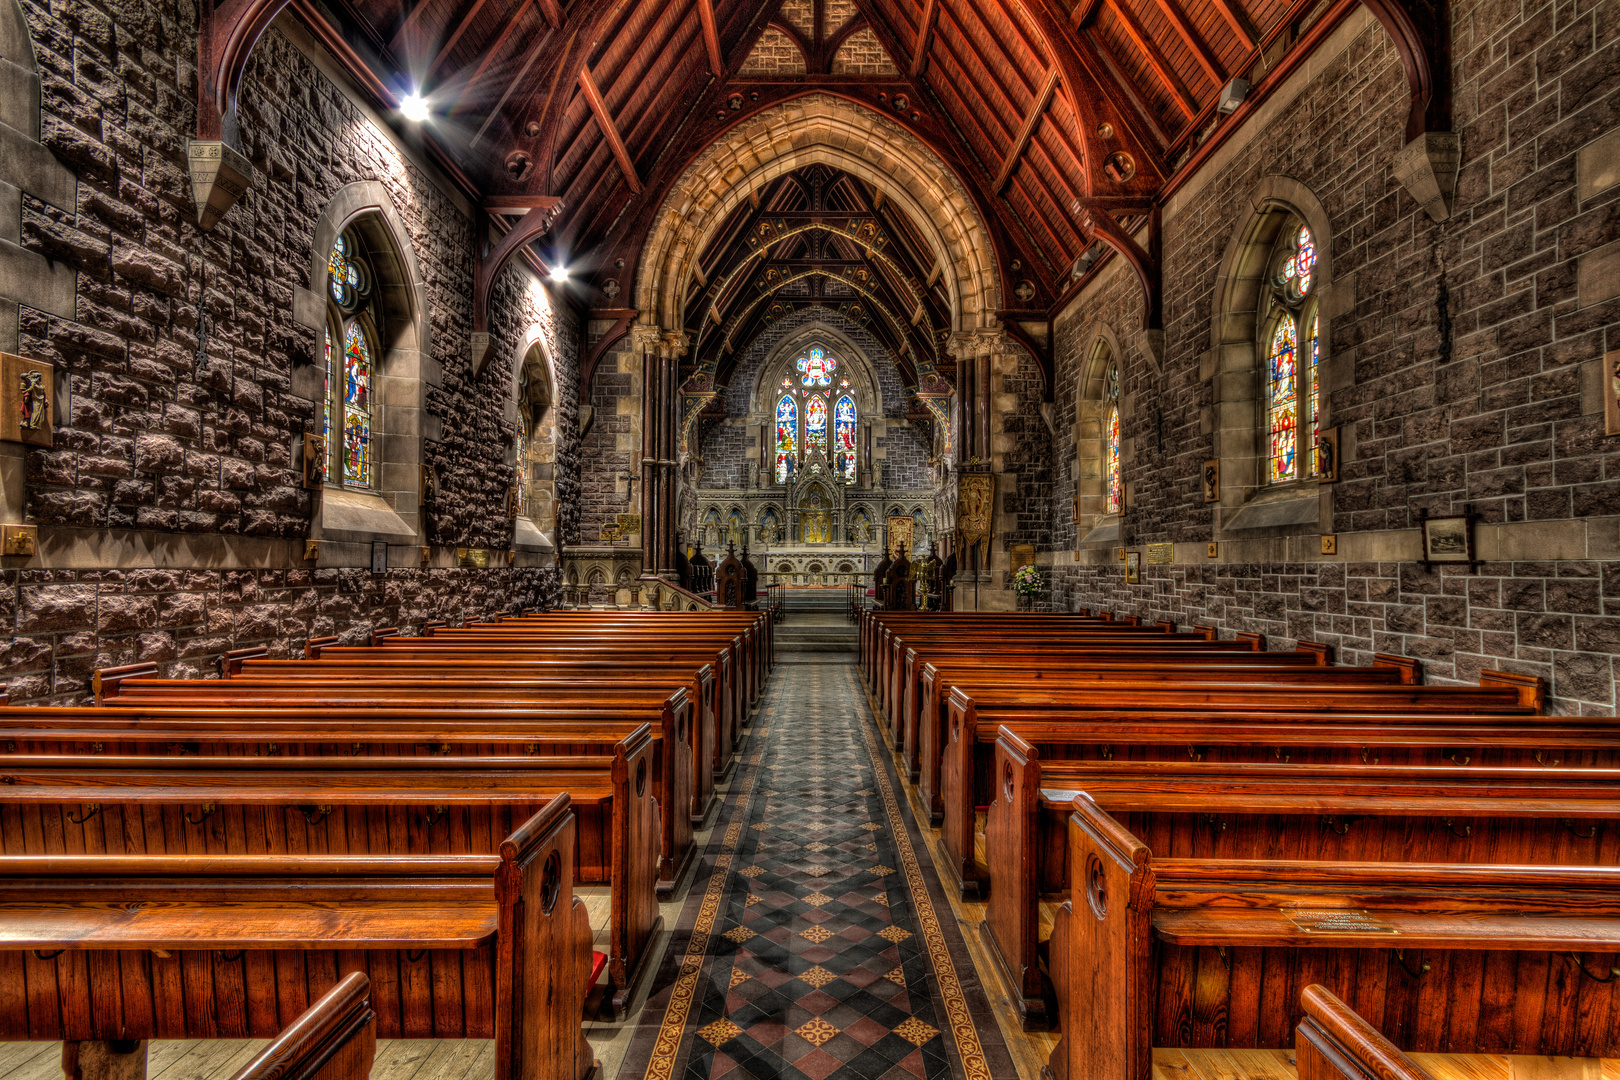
342,323,373,486
1279,225,1316,302
328,235,365,309
318,326,334,484
1105,359,1121,514
515,412,530,512
1267,317,1299,483
1307,312,1320,474
797,346,836,387
774,395,798,484
806,394,828,456
834,394,857,483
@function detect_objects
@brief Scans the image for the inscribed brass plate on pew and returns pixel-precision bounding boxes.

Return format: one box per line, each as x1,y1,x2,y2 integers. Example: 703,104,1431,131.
1145,542,1175,565
1283,909,1399,934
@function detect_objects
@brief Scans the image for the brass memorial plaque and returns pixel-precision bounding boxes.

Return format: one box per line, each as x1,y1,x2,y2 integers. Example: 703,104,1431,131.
1283,909,1399,934
457,547,491,568
1145,542,1174,565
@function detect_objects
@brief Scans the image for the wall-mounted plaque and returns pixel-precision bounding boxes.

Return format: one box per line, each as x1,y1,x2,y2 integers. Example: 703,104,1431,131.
1,524,37,557
1206,542,1219,559
1010,543,1035,571
371,540,387,574
616,513,642,533
1320,534,1338,555
1201,458,1218,503
457,547,491,568
1125,550,1141,584
1145,542,1174,565
1419,512,1473,567
0,354,53,447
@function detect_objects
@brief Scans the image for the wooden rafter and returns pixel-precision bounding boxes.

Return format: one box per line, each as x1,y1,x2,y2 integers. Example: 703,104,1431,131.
428,0,489,72
697,0,725,75
536,0,560,28
994,67,1059,192
1102,0,1197,119
1153,0,1224,86
1207,0,1255,48
909,0,939,76
457,0,535,101
578,68,644,194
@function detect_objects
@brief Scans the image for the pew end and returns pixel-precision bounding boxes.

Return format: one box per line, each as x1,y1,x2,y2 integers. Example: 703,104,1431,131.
229,971,376,1080
983,727,1052,1029
1372,654,1422,684
939,692,985,898
305,635,339,659
609,725,667,1020
1480,669,1546,713
220,646,269,679
1236,631,1266,651
371,626,401,646
92,662,159,704
1296,641,1334,665
1048,795,1155,1080
1296,984,1437,1080
423,619,448,635
495,795,598,1080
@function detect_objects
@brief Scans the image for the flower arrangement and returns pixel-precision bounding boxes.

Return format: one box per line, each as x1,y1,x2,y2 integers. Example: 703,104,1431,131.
1012,564,1043,599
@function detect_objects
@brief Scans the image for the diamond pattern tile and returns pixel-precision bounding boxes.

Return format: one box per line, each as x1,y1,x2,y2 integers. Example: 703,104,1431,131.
618,649,1014,1080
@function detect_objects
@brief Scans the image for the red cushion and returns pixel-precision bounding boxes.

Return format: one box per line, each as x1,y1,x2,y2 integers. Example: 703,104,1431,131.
588,951,608,995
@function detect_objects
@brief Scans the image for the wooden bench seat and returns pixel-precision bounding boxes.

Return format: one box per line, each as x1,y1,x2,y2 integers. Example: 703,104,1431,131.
985,730,1620,1027
0,702,697,900
0,800,594,1080
0,742,661,1018
1046,798,1620,1080
212,659,728,815
933,678,1545,853
900,653,1416,792
858,612,1124,676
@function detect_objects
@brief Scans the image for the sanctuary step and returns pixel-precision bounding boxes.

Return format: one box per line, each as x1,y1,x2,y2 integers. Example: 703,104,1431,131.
779,588,852,615
776,611,858,652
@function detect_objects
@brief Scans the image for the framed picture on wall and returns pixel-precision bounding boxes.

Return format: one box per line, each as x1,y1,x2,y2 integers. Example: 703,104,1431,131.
1125,550,1141,584
1201,458,1219,503
1316,427,1340,482
1420,512,1474,566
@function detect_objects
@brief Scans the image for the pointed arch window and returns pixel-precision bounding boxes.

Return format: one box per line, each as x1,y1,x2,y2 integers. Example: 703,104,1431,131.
806,394,828,456
1105,358,1122,514
834,394,857,483
1263,223,1321,485
774,394,798,484
321,230,376,488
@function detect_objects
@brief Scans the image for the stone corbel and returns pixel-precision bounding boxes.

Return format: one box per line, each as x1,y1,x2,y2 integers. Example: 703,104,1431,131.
1391,132,1462,222
1075,200,1163,365
187,139,254,232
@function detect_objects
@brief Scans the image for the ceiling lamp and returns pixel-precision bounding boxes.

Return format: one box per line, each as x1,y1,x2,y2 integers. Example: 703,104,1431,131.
400,93,430,122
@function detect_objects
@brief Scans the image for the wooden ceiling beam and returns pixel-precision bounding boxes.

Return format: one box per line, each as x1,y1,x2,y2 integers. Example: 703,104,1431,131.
909,0,940,76
1151,0,1225,86
1102,0,1198,119
697,0,725,74
427,0,488,72
456,0,534,101
536,0,560,28
1070,0,1102,26
995,67,1059,193
1073,25,1170,151
1207,0,1255,49
578,67,643,194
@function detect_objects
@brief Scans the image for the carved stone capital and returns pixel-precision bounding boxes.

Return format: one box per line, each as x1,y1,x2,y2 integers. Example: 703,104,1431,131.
946,329,1007,361
1392,132,1462,222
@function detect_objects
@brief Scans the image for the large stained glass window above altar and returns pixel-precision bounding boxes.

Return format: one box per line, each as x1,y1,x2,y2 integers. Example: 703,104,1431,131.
835,393,856,482
797,346,836,387
806,394,828,455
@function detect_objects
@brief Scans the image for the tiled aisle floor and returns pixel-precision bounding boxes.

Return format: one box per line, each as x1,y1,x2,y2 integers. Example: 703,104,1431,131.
616,653,1017,1080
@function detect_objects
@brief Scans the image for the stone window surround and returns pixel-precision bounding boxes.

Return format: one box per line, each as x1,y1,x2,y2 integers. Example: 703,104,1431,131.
1205,175,1351,540
1071,321,1127,549
506,323,559,554
292,181,441,565
0,0,81,528
746,323,883,487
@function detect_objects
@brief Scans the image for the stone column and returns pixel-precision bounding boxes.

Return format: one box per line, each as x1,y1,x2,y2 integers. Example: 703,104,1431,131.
633,325,661,578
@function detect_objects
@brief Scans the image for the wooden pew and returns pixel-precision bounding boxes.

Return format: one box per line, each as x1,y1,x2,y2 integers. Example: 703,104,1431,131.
0,800,595,1080
984,729,1620,1027
1043,799,1620,1080
857,611,1120,680
1295,984,1437,1080
902,652,1417,797
234,971,376,1080
932,677,1544,857
0,745,660,1017
69,688,699,896
111,659,724,825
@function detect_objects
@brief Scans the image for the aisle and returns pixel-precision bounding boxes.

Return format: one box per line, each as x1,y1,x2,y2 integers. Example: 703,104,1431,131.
616,654,1017,1080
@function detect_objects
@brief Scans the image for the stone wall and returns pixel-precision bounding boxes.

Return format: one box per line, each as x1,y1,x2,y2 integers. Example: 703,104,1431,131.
1036,5,1620,714
0,1,574,702
578,344,638,542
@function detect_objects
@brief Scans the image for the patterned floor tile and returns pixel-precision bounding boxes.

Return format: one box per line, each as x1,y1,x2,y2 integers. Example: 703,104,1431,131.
615,647,1019,1080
